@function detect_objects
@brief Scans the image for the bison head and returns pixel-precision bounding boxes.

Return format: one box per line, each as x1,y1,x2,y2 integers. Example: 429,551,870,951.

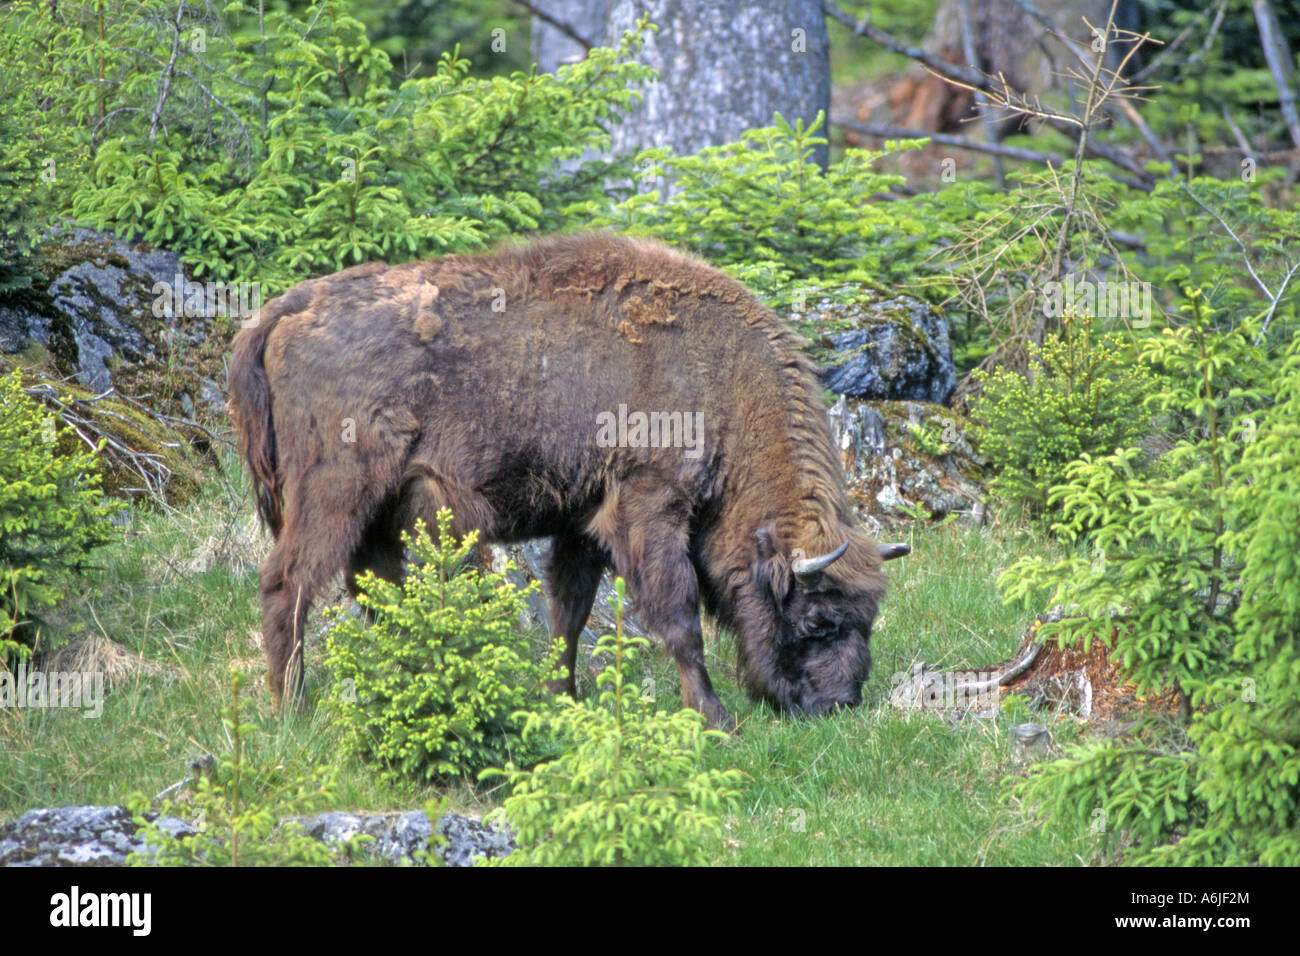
740,526,901,716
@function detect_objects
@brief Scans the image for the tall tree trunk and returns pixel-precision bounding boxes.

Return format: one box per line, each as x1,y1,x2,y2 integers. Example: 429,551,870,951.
605,0,831,180
529,0,608,73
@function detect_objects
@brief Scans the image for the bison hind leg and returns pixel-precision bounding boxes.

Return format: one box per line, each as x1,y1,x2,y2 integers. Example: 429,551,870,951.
259,465,405,708
397,466,497,541
345,504,408,600
544,532,608,697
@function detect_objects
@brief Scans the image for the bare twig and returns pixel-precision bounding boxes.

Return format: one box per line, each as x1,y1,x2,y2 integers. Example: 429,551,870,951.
1257,261,1300,343
829,0,1155,188
1037,115,1152,182
834,116,1151,190
89,106,146,150
1112,95,1177,169
116,392,229,448
116,46,254,158
169,66,254,155
1220,105,1254,156
1043,1,1125,332
512,0,595,52
958,0,1005,188
19,380,216,502
1252,0,1300,148
1179,184,1300,343
1129,0,1223,84
837,117,1064,164
148,2,186,139
1009,0,1101,67
1187,0,1230,72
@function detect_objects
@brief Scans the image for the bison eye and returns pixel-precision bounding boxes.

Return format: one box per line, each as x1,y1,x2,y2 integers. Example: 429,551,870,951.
804,617,837,641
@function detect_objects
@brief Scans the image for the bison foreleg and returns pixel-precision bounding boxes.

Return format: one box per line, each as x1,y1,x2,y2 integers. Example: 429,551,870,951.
594,512,732,730
661,612,731,731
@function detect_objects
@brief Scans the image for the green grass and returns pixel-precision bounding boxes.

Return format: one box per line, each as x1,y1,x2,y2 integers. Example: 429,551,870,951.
0,458,1100,864
688,522,1094,866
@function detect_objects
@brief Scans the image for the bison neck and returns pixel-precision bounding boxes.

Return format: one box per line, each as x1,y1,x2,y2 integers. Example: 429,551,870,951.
696,379,853,618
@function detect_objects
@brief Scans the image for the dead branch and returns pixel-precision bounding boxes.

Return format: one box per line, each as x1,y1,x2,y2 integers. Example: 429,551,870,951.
1221,105,1254,157
828,0,1155,188
1252,0,1300,148
148,2,186,140
834,116,1151,191
1176,184,1300,344
20,382,215,502
512,0,595,52
822,1,989,91
1129,0,1223,83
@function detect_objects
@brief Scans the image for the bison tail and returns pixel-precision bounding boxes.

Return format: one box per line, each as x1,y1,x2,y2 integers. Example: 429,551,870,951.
229,313,284,537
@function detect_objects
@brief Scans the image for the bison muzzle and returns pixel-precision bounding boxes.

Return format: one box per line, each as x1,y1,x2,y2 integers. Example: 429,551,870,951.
228,232,907,728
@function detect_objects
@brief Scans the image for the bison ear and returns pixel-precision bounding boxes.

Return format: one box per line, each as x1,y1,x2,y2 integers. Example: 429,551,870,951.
753,526,791,606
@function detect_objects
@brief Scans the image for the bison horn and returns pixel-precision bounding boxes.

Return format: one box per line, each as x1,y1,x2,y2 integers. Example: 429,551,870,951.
878,543,911,561
791,540,850,579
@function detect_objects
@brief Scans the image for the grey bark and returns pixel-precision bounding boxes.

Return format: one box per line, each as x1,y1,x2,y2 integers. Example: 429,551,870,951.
528,0,608,73
605,0,831,181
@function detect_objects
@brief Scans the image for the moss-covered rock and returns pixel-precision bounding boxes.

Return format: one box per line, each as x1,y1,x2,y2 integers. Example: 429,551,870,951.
0,229,228,504
827,396,986,530
0,228,230,429
0,361,209,503
790,290,956,404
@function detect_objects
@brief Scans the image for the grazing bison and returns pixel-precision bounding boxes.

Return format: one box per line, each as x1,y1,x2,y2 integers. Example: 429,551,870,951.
228,232,907,727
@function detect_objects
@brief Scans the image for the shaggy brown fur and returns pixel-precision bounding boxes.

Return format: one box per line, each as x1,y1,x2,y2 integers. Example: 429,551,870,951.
228,232,893,727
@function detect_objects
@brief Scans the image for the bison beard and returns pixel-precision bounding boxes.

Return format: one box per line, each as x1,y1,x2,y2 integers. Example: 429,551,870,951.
228,232,906,728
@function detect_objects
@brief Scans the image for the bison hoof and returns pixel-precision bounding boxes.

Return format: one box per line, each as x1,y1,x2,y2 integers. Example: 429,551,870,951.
701,699,736,733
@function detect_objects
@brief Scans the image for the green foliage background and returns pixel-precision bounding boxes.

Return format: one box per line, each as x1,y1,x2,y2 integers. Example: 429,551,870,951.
0,0,653,296
1002,301,1300,865
971,321,1157,519
572,112,942,308
0,371,113,660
